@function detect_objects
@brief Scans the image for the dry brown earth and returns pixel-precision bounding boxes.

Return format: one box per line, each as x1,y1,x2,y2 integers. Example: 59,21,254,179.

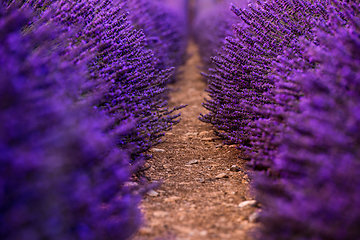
132,42,259,240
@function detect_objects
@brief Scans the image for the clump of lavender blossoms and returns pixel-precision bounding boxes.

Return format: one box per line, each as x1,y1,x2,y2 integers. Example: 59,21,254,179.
193,0,246,70
200,0,328,150
0,2,141,239
200,0,360,238
34,0,186,162
126,0,188,80
253,2,360,239
1,0,186,239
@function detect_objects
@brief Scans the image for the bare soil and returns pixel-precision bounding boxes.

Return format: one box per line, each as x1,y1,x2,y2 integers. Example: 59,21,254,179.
132,42,259,240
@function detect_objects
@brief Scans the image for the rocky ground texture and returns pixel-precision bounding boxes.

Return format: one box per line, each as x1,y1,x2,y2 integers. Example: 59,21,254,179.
132,42,259,240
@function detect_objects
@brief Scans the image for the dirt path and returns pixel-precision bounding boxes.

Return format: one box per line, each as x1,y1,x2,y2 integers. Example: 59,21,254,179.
133,42,258,240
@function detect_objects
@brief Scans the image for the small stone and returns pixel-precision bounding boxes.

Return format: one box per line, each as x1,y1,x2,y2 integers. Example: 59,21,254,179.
248,211,260,223
149,219,163,227
147,190,159,197
199,131,209,137
153,211,169,218
230,165,240,172
124,181,139,187
138,227,152,235
164,196,181,203
163,164,171,169
215,173,229,179
199,178,205,183
236,215,247,222
215,144,223,148
151,148,165,152
186,159,199,165
241,179,249,184
229,145,237,148
238,200,257,208
201,137,214,141
143,162,151,169
185,132,198,136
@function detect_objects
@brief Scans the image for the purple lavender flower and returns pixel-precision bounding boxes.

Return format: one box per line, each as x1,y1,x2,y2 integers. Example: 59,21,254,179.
28,0,185,162
0,2,141,239
126,0,188,80
254,2,360,239
193,0,247,70
200,0,329,161
245,0,358,172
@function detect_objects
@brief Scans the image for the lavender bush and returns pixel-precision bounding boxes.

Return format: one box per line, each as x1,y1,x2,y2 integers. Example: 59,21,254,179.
193,0,246,70
199,0,328,151
1,0,188,238
28,0,185,163
245,0,356,172
126,0,188,80
198,0,360,238
245,34,317,171
0,2,142,239
255,3,360,238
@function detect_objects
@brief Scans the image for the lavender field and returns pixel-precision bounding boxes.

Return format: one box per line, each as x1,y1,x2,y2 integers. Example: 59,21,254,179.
1,0,360,239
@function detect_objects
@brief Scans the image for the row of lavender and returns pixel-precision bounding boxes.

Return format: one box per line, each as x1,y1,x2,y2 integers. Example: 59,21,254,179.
195,0,360,239
0,0,187,239
193,0,247,70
